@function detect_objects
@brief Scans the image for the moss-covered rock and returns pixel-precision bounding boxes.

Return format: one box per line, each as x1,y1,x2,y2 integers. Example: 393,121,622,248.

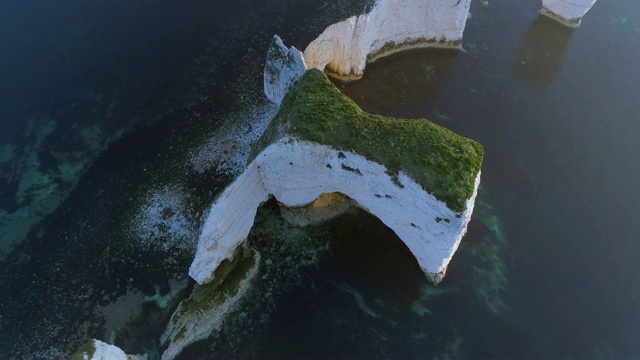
71,340,96,360
251,69,483,213
161,245,260,360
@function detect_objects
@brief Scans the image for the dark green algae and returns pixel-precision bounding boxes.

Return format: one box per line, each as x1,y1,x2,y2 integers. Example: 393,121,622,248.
250,69,484,213
71,340,96,360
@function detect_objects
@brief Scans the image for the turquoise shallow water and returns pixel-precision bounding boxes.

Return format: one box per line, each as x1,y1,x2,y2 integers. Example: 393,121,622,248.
1,0,639,358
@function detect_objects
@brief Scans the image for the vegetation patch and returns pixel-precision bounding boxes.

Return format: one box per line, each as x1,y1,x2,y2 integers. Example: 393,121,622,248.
250,69,483,213
71,340,96,360
170,245,257,326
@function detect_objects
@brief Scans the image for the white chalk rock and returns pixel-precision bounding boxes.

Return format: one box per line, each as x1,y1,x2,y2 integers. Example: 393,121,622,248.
72,339,147,360
189,138,480,285
264,35,307,105
541,0,598,27
303,0,472,80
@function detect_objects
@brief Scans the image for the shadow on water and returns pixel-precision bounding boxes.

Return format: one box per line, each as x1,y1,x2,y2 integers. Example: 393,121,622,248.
516,14,575,87
334,48,458,117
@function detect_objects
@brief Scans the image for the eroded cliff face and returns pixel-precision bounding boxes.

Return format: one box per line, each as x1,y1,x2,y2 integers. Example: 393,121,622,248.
189,137,480,285
303,0,472,80
541,0,598,27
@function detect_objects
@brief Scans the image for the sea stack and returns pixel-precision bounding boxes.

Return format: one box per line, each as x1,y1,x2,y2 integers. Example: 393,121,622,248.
175,2,483,358
303,0,472,80
189,65,484,286
541,0,599,27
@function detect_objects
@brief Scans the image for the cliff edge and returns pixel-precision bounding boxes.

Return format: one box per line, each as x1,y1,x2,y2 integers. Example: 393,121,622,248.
541,0,599,27
303,0,472,80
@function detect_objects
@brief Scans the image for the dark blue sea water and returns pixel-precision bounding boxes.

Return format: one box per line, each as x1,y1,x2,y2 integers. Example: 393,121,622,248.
1,0,639,359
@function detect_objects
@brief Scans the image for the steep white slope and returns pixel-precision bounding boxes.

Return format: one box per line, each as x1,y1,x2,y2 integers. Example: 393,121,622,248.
189,161,268,285
303,0,472,80
189,138,480,285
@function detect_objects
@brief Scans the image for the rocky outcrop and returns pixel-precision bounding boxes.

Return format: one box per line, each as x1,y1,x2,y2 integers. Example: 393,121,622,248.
264,35,307,105
303,0,472,80
541,0,598,27
71,339,147,360
189,69,483,285
161,245,259,360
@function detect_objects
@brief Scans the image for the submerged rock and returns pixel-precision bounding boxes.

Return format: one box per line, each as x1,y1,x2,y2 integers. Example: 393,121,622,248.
541,0,599,27
303,0,472,80
189,69,483,286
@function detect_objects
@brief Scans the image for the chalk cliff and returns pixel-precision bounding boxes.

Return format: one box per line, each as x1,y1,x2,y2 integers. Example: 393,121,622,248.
303,0,472,80
541,0,598,27
189,69,483,285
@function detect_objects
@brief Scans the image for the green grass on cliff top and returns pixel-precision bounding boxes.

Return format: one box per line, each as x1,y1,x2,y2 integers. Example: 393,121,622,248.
250,69,484,213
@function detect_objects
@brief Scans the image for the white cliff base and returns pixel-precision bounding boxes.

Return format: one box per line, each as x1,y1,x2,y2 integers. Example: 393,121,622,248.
189,138,480,285
72,339,147,360
541,0,598,27
303,0,472,80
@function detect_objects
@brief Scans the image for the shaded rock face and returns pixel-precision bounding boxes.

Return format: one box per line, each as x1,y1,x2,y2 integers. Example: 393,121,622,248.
279,192,357,228
263,35,307,105
541,0,598,27
303,0,472,80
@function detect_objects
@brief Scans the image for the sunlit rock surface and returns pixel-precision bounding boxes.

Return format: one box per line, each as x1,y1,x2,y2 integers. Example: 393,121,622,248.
303,0,472,80
189,69,483,285
71,339,147,360
541,0,598,27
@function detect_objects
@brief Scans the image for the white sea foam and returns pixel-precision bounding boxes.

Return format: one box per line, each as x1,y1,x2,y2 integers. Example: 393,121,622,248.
134,185,196,252
190,102,277,177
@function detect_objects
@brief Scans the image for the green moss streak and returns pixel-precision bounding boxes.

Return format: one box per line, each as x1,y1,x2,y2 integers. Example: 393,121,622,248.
171,245,257,328
71,340,96,360
251,69,483,213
